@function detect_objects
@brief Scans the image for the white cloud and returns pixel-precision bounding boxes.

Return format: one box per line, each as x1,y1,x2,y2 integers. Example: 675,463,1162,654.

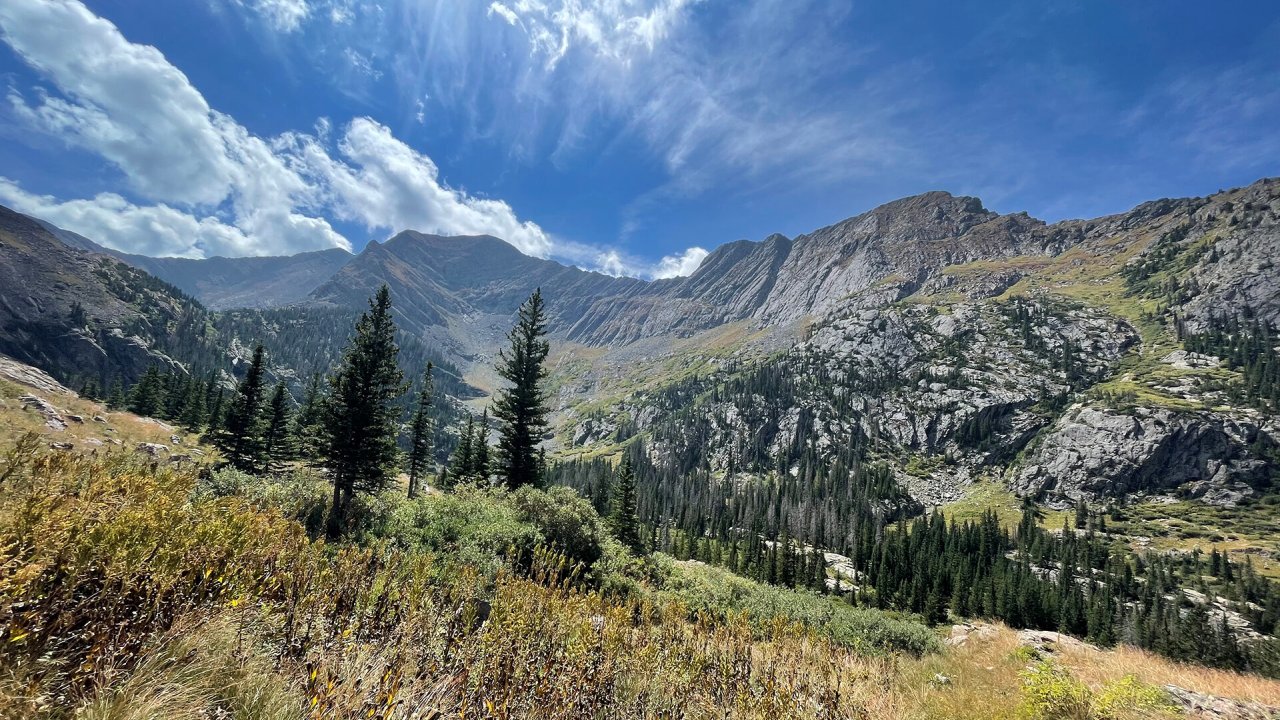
493,0,701,69
487,2,519,27
0,0,571,264
0,0,349,255
1,1,239,206
0,178,255,257
280,117,554,258
593,249,628,277
651,246,707,279
382,0,910,233
551,239,705,279
343,47,382,80
0,0,721,277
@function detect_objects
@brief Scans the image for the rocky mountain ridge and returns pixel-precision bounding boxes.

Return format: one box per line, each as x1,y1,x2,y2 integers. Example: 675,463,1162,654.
2,178,1276,511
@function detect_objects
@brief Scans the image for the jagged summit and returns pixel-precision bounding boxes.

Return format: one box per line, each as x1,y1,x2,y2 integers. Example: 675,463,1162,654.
9,177,1278,370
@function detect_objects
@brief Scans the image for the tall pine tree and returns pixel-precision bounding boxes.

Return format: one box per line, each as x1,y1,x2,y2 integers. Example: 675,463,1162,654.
322,285,405,539
609,458,644,554
493,289,550,489
406,363,434,498
218,344,268,472
473,408,491,481
292,372,328,461
262,381,294,473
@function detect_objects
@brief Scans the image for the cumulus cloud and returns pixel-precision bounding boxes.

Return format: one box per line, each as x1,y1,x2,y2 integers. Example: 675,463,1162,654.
651,246,707,279
550,239,704,279
279,117,554,257
0,178,254,257
0,0,565,263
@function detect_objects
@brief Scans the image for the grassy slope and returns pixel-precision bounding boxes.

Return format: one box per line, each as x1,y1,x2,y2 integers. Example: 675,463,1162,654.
0,376,199,454
4,364,1276,717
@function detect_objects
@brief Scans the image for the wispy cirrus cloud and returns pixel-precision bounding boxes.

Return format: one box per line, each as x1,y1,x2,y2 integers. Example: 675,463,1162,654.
229,0,312,33
325,0,919,240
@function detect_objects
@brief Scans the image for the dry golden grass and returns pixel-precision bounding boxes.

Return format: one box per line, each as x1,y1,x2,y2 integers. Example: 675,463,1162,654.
0,445,923,719
1061,641,1280,708
2,406,1276,719
896,621,1280,720
0,375,200,457
896,625,1027,720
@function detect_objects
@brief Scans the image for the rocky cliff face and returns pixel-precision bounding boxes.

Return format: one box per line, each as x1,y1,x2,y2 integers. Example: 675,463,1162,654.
0,206,194,387
1013,405,1272,507
555,179,1280,508
3,177,1277,510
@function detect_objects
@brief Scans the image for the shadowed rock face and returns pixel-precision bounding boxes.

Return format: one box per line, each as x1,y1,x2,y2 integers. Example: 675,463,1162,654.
32,220,354,311
113,249,354,310
0,206,192,384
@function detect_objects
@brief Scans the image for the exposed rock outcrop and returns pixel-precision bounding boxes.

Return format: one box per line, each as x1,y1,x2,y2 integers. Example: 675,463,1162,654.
1013,405,1270,507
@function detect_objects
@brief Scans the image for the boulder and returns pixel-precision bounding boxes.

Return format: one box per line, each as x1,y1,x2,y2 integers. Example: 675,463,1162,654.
20,394,67,431
1162,685,1280,720
136,442,169,456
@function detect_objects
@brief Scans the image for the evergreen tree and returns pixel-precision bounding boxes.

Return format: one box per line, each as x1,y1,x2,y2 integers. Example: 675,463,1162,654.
106,379,126,410
473,408,491,481
262,382,294,472
609,458,644,554
128,366,166,417
406,363,434,498
448,414,476,485
322,285,406,539
178,377,207,430
292,373,328,460
493,289,550,488
218,344,269,472
205,387,226,439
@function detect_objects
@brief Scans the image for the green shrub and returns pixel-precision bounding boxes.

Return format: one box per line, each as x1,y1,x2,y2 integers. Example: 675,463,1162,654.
654,559,940,656
1092,675,1177,719
1019,661,1177,720
383,487,539,575
509,485,607,568
1018,659,1092,719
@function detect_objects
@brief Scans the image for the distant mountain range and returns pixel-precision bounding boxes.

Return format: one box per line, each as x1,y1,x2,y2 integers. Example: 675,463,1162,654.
1,178,1277,509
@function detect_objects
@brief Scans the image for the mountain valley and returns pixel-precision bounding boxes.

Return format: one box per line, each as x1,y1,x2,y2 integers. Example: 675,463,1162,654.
2,178,1280,719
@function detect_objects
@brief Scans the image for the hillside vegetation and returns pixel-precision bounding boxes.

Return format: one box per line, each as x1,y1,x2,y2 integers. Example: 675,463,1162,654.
7,438,1280,719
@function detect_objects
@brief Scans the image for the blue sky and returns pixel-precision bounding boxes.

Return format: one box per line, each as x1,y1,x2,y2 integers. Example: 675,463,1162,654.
0,0,1277,277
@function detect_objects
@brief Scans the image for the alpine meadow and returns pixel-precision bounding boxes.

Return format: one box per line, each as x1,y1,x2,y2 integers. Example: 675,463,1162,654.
1,1,1280,719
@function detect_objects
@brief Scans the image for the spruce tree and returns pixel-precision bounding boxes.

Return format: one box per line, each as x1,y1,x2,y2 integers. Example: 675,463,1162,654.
128,366,165,417
406,363,434,498
292,373,328,461
473,408,490,481
609,458,643,554
205,387,226,438
448,414,475,485
322,286,405,539
218,344,269,472
178,377,206,430
493,289,550,488
262,382,294,473
106,379,126,409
